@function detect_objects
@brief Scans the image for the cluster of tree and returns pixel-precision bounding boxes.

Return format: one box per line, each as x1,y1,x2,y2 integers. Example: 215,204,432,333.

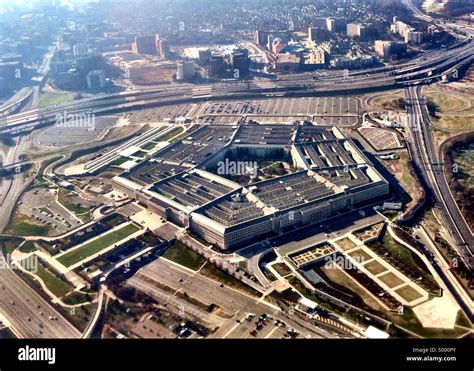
441,0,474,18
443,132,474,231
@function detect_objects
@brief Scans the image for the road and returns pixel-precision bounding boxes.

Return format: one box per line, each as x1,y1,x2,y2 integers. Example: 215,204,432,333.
405,86,473,271
1,37,472,137
0,267,81,338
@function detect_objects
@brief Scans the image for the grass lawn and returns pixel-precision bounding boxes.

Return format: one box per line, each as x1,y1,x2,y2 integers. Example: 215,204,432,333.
335,237,357,251
36,156,63,183
271,262,292,277
378,272,405,288
363,260,388,276
425,92,466,113
159,127,184,142
58,188,92,216
162,241,206,271
387,307,470,338
62,291,92,305
395,285,423,303
141,142,156,151
433,116,474,132
19,240,37,253
57,223,140,267
0,237,24,254
109,157,129,167
321,266,386,312
34,265,73,298
368,231,439,291
347,248,372,263
65,303,97,332
37,93,75,109
5,211,52,237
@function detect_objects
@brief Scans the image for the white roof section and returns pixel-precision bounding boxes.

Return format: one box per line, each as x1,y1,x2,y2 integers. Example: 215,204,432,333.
364,326,390,339
119,145,141,157
298,297,318,310
119,160,138,170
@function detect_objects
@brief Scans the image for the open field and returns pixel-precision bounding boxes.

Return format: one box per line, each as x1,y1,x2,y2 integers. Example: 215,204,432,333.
453,144,474,191
366,91,405,111
433,115,474,132
382,151,422,209
38,93,76,109
5,210,52,237
425,91,468,113
57,223,140,267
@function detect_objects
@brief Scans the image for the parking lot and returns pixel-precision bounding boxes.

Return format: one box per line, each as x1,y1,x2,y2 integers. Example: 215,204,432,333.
126,97,360,126
128,258,328,339
358,127,403,151
17,187,82,235
35,115,120,149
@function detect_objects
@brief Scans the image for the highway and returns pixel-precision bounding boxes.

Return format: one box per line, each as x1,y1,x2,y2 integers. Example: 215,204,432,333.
0,267,81,338
0,0,472,340
0,37,472,137
405,86,473,270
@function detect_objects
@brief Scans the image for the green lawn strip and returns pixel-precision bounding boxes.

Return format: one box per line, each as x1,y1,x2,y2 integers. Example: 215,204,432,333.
272,262,292,276
62,291,92,305
162,241,206,271
57,223,140,267
35,265,73,298
37,93,75,109
19,240,37,253
158,127,184,142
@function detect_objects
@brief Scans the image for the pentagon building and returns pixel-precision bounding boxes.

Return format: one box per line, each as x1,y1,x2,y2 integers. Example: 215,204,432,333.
113,124,389,250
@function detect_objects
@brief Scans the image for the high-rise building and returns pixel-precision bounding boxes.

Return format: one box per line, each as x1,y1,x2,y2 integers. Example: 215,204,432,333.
230,48,250,77
132,35,157,55
326,18,336,33
312,17,328,29
374,40,407,59
391,21,423,44
73,43,88,56
347,23,366,39
254,30,269,47
176,61,195,81
209,55,225,78
87,69,106,90
308,27,330,42
155,35,169,59
198,48,211,65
